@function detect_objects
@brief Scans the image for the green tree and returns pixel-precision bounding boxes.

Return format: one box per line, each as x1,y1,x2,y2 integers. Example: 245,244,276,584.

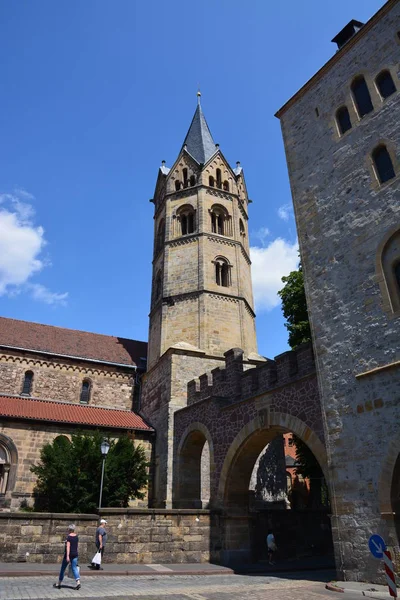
31,431,149,513
278,263,311,349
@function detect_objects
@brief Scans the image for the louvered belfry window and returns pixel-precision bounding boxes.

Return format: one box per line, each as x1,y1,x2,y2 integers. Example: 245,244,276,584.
80,380,91,404
21,371,33,395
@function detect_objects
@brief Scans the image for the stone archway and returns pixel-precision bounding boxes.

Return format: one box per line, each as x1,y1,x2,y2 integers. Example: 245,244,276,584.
217,412,330,565
174,422,215,508
0,433,18,508
378,436,400,552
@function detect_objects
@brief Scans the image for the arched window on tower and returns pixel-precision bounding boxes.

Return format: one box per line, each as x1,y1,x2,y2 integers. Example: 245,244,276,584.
155,219,165,255
80,380,91,404
209,176,215,187
380,228,400,314
210,205,231,236
190,175,196,186
214,257,231,287
183,168,188,188
351,75,373,118
177,205,196,236
239,218,245,238
216,169,222,189
175,180,182,191
336,106,352,135
223,180,229,191
21,371,33,396
376,70,396,100
372,144,396,184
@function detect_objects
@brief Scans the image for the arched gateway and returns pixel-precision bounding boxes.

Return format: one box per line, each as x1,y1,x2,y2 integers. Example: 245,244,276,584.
173,343,332,565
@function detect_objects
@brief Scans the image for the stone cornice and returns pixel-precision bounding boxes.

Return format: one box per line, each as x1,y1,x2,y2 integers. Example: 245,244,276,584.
0,353,133,380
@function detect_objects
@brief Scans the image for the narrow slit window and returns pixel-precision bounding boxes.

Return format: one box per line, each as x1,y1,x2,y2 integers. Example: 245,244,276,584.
80,380,91,404
351,76,373,118
175,180,181,191
190,175,196,186
209,176,215,187
21,371,33,396
181,214,188,235
223,181,229,191
336,106,352,135
239,219,245,236
372,145,396,184
216,169,222,189
183,168,188,188
376,70,396,99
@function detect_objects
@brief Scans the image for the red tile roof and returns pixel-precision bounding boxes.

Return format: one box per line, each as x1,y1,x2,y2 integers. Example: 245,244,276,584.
0,317,147,367
0,395,153,431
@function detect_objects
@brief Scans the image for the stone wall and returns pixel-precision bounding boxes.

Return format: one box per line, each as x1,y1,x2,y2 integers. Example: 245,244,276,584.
0,351,135,410
0,420,152,509
277,0,400,582
0,509,215,564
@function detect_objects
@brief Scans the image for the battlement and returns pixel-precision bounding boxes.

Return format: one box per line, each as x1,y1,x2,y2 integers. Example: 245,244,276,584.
187,342,315,405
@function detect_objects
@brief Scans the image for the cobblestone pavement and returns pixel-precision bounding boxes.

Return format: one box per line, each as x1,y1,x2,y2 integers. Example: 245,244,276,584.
0,573,363,600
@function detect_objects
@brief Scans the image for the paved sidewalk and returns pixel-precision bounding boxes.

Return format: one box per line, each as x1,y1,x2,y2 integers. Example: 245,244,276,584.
326,580,396,600
0,561,233,577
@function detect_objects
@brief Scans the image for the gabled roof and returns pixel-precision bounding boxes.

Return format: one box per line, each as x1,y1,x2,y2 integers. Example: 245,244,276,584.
0,317,147,368
0,395,153,431
182,100,217,165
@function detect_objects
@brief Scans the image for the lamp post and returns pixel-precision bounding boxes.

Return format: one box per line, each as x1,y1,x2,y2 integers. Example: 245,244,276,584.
98,439,110,510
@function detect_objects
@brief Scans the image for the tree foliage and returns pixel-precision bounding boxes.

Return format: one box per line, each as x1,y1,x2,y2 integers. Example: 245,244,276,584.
293,435,330,509
31,431,149,513
278,263,311,349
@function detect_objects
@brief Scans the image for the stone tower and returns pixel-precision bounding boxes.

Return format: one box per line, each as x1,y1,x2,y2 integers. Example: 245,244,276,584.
141,96,263,507
147,94,258,370
276,0,400,581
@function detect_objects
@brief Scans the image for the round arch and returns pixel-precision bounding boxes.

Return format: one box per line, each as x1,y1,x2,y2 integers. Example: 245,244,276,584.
174,422,215,508
217,412,329,508
0,432,18,496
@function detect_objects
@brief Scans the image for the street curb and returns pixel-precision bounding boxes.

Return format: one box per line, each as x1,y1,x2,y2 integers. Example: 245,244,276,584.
326,583,344,593
0,568,234,578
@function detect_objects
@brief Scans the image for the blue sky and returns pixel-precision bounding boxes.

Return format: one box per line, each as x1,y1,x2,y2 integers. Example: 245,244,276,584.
0,0,383,359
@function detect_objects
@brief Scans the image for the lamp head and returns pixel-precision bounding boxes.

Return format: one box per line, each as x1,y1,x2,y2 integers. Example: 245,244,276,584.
100,439,110,456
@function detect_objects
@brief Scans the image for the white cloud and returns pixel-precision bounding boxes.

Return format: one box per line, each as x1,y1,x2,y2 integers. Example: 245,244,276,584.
27,283,68,306
250,238,299,312
252,226,270,247
0,189,67,306
277,203,294,221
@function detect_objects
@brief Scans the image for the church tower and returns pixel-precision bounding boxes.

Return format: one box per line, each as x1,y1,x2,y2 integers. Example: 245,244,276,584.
141,96,263,507
147,94,258,369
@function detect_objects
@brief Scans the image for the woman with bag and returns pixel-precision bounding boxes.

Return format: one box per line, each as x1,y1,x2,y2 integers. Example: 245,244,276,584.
53,524,81,590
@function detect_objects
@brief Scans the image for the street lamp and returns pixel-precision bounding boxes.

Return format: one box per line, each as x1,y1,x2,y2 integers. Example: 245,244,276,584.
98,439,110,510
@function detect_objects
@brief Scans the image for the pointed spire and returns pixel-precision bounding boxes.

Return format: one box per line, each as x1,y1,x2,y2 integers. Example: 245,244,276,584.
182,93,217,165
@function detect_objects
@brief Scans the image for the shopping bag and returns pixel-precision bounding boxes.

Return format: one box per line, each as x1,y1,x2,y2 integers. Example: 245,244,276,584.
67,563,80,579
92,551,102,565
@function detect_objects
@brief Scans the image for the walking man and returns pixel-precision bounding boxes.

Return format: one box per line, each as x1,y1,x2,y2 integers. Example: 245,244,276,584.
266,530,277,565
92,518,107,570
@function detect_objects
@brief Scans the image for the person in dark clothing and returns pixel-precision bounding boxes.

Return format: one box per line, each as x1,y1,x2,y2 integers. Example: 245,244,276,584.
92,518,107,570
53,524,81,590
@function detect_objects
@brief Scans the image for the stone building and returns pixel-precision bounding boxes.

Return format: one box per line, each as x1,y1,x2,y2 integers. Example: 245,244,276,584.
276,0,400,580
0,317,153,509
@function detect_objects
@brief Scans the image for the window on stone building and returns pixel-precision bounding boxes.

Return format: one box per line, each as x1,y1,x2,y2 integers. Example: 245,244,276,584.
376,70,396,100
239,218,245,238
177,205,195,236
223,181,229,191
380,229,400,314
190,175,196,186
214,257,231,287
21,371,33,396
183,168,188,188
372,144,396,184
210,204,231,236
336,106,352,135
351,75,374,118
80,380,91,404
175,180,181,191
155,219,165,255
209,175,215,187
216,169,222,189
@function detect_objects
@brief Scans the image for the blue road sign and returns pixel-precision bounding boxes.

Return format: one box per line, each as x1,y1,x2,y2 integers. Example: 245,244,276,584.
369,534,386,559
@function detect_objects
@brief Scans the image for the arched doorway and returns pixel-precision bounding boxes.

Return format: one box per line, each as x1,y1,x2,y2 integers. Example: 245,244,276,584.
0,433,18,508
174,423,214,508
391,453,400,545
218,413,332,565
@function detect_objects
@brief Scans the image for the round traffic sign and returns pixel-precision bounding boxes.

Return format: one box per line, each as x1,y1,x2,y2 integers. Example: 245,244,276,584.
369,534,386,559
